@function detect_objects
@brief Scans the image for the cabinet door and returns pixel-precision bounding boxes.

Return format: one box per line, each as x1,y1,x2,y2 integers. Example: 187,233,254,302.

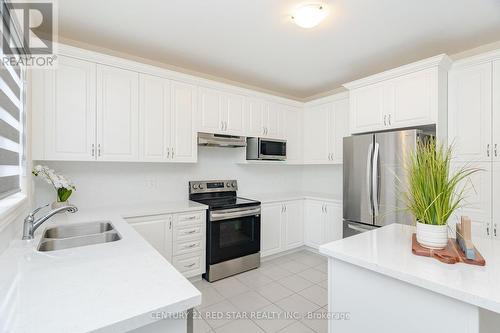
44,56,96,160
139,74,171,161
170,81,197,162
304,200,324,248
493,60,500,162
390,68,436,128
97,65,139,161
261,203,283,257
324,202,342,243
349,84,385,134
244,97,264,136
129,216,172,261
264,102,282,138
303,104,330,163
221,92,245,135
283,107,303,164
449,63,492,162
491,163,500,240
329,98,349,163
198,87,223,133
284,200,303,249
451,162,492,239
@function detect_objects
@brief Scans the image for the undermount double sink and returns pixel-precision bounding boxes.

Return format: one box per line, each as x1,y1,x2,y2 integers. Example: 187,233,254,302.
38,221,122,252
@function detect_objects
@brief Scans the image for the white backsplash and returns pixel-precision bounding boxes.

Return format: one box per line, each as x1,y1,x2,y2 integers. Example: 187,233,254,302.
33,147,343,211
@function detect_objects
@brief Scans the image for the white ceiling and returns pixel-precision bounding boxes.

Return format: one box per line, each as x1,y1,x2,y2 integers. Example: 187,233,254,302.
56,0,500,99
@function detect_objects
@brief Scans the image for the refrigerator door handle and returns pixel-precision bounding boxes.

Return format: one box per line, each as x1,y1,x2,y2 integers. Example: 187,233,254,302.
372,142,380,217
366,143,374,216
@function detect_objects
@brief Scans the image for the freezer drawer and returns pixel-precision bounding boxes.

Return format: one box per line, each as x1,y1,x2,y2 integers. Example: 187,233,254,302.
343,221,377,238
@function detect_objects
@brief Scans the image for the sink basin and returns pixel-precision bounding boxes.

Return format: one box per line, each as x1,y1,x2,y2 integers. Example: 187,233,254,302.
42,221,114,239
38,231,121,252
37,221,121,252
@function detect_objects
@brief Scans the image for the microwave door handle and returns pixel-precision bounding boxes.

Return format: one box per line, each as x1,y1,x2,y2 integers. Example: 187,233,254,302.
366,143,374,216
372,142,380,217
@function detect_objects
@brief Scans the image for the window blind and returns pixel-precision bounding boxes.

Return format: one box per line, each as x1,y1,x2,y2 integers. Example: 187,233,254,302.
0,1,24,199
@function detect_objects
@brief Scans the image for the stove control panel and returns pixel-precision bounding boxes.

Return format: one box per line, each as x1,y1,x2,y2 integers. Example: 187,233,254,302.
189,180,238,194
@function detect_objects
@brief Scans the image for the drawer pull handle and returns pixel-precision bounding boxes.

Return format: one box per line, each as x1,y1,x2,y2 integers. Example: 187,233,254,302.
184,243,197,249
185,263,196,268
184,216,197,220
184,230,197,234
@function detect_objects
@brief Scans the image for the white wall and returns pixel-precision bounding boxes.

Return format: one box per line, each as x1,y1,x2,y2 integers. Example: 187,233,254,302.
33,148,343,210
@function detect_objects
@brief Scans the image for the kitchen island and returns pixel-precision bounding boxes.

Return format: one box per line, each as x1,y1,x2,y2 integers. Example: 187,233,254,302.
0,201,207,333
319,224,500,333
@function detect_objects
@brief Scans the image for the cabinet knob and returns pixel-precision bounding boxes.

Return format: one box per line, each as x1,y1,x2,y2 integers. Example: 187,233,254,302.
487,144,491,157
495,144,498,157
384,115,387,126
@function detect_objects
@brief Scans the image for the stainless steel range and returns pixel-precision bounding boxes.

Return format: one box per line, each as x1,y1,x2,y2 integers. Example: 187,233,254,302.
189,180,261,282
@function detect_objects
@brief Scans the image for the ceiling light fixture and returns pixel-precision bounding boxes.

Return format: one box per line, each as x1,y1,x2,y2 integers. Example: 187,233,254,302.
291,4,327,29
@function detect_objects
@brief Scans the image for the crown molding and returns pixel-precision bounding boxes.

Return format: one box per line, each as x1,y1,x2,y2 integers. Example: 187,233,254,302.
451,48,500,69
343,54,452,90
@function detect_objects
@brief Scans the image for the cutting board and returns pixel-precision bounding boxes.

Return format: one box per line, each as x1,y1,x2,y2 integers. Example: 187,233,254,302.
411,234,486,266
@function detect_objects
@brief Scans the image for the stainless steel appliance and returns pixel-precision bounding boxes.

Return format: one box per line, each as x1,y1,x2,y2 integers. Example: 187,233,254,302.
343,129,434,238
189,180,261,282
246,137,287,161
198,132,246,148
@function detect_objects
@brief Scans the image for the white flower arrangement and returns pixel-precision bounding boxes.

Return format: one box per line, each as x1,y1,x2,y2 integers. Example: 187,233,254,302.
32,165,76,202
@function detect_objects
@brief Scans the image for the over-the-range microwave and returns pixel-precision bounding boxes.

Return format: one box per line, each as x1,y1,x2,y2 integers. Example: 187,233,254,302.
246,137,287,161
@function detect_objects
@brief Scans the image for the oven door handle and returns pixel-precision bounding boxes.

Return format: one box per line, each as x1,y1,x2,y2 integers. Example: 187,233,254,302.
210,207,261,221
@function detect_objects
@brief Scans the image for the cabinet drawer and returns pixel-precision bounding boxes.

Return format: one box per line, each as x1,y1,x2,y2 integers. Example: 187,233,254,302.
174,211,204,226
174,238,203,256
173,253,202,273
174,225,203,241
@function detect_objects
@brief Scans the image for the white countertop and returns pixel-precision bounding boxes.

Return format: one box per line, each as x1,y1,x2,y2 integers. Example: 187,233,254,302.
240,192,342,204
319,224,500,314
0,200,208,333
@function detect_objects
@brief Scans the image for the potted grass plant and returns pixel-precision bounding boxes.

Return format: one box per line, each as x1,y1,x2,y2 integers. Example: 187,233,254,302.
403,139,479,249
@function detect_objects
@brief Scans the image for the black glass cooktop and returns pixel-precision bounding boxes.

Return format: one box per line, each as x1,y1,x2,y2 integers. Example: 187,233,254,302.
192,197,260,210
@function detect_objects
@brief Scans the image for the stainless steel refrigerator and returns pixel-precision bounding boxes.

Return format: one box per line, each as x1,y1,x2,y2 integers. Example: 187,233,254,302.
343,129,434,238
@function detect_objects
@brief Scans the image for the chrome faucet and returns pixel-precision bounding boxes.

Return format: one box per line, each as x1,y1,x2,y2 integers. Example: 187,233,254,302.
22,204,78,240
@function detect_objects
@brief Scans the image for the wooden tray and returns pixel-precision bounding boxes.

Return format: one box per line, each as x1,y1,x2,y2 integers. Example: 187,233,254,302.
411,234,486,266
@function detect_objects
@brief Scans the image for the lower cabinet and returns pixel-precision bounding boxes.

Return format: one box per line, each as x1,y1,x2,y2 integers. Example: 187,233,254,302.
304,199,342,249
261,200,304,257
126,210,206,278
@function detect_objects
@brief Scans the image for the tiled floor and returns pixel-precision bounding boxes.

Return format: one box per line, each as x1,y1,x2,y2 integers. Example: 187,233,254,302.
192,250,328,333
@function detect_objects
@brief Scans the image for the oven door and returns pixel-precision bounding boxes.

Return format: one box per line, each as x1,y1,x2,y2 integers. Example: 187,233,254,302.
259,139,286,160
208,206,261,265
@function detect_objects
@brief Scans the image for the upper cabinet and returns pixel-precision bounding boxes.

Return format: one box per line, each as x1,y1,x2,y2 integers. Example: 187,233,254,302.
282,106,303,164
449,62,492,162
344,54,451,138
96,64,139,161
198,87,245,136
303,94,349,164
139,75,197,163
35,55,97,161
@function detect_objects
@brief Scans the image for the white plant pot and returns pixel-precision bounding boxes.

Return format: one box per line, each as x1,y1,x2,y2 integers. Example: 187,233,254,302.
416,222,449,250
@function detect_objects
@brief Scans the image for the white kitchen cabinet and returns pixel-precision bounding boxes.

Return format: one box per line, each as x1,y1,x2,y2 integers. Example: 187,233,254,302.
261,200,304,257
198,87,223,133
345,55,450,135
349,84,386,134
448,62,492,162
283,200,304,249
493,60,500,163
303,95,349,164
139,74,171,162
261,203,283,257
492,163,500,240
324,202,343,243
33,55,97,161
139,76,197,163
128,215,173,261
126,210,206,278
198,87,245,136
263,102,283,138
244,97,265,137
221,92,245,135
304,199,342,248
170,81,197,162
96,64,139,161
303,103,330,163
282,106,303,164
